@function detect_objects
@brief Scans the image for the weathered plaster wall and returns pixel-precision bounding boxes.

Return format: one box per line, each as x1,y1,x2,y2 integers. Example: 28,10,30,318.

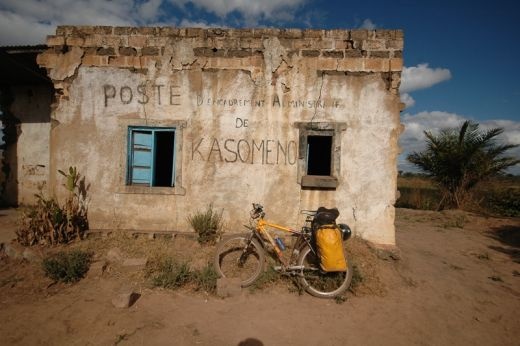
38,26,403,245
3,85,52,205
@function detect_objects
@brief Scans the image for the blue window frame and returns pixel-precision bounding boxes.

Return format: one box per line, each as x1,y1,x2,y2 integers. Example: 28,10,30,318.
127,126,176,187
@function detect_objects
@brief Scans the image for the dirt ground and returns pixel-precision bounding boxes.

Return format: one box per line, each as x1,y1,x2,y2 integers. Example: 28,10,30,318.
0,208,519,345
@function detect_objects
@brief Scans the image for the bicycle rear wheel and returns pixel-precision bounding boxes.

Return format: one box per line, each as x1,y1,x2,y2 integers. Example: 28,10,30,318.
214,236,265,287
297,244,352,298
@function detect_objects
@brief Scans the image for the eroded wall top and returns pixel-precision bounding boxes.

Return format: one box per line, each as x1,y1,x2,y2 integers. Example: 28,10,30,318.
37,26,403,102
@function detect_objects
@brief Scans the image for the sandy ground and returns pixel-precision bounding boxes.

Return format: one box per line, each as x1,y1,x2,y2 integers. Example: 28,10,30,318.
0,208,519,345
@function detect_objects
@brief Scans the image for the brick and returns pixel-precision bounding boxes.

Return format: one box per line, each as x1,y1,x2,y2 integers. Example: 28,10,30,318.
362,39,386,51
364,58,389,72
66,37,84,46
193,47,225,57
303,29,324,38
317,40,334,49
317,58,338,70
119,47,137,56
137,27,156,35
97,47,115,55
46,35,65,46
301,50,320,57
84,35,104,47
108,56,137,67
322,50,344,58
93,26,113,35
390,58,403,71
293,39,313,49
141,46,160,56
392,51,403,58
350,30,369,41
227,49,252,57
324,29,348,40
387,39,404,50
114,27,132,35
370,51,390,58
186,28,205,38
81,55,99,66
36,52,59,68
344,50,363,58
337,58,364,71
280,28,302,38
159,27,181,36
334,40,348,49
128,35,148,47
103,35,127,47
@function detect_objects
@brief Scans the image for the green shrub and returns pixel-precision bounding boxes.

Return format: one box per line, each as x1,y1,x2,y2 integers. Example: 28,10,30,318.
187,204,224,244
483,188,520,217
395,186,441,210
147,257,192,289
42,250,92,283
192,263,219,293
17,167,89,246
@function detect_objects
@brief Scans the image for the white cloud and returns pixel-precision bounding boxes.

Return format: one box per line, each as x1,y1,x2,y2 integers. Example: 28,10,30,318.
400,93,415,109
169,0,306,23
139,0,164,21
0,0,164,45
178,18,222,28
399,111,520,174
401,63,452,94
359,18,376,30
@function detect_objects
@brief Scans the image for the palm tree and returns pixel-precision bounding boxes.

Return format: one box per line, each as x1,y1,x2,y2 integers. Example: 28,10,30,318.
407,121,519,209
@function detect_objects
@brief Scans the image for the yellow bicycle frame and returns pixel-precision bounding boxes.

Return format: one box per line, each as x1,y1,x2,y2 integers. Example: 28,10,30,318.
255,218,300,266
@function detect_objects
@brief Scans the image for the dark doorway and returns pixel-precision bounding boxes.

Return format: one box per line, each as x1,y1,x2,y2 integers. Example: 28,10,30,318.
154,131,175,186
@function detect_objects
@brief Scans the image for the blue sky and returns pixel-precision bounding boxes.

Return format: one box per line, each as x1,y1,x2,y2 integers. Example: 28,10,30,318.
0,0,519,173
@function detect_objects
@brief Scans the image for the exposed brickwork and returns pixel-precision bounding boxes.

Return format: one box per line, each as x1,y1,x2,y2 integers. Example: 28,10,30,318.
38,26,404,101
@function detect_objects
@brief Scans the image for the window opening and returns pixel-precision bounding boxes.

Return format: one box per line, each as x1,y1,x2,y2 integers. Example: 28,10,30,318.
306,135,332,176
128,127,176,187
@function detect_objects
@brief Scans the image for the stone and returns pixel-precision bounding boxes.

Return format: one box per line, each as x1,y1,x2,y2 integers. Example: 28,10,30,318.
112,288,140,308
22,247,41,262
374,244,401,261
122,257,147,269
3,242,24,260
216,278,242,298
106,247,124,263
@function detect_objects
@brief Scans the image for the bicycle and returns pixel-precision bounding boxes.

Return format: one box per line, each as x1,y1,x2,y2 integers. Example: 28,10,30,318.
213,203,353,298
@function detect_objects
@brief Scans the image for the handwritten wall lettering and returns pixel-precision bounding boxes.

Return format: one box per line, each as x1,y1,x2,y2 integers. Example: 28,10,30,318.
103,84,181,107
192,137,297,165
235,118,248,128
196,95,341,109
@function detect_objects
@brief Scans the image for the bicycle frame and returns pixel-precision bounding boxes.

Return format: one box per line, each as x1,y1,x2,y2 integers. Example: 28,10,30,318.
249,216,313,268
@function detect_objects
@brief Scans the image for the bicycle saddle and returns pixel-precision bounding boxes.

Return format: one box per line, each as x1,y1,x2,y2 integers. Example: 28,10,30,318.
314,207,340,226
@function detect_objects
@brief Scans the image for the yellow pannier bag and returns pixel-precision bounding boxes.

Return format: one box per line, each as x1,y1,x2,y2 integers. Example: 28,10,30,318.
315,225,347,272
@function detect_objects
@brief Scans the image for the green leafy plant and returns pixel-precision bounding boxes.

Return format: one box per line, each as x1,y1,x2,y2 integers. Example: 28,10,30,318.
407,121,519,209
17,167,89,246
187,204,224,244
192,263,219,293
147,257,192,289
42,250,92,283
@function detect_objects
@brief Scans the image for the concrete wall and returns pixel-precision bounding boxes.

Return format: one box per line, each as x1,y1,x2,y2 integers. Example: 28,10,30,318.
38,26,403,245
2,85,52,205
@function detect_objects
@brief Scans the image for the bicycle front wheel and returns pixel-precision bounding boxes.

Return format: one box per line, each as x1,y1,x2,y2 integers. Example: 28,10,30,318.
214,236,265,287
297,245,352,298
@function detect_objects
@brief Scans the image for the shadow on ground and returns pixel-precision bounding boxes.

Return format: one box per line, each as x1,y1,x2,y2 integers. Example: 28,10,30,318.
488,225,520,263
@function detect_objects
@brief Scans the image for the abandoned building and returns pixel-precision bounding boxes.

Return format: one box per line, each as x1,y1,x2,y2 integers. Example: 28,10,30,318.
0,26,404,245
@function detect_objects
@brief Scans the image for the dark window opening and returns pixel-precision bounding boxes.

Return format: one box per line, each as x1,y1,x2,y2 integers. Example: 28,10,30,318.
127,127,176,187
154,132,175,187
307,135,332,176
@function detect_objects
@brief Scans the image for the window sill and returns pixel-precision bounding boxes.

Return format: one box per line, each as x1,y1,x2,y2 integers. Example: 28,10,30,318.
116,185,186,196
301,175,338,189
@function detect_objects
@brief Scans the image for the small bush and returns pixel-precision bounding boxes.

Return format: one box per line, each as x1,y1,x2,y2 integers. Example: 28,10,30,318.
483,188,520,217
187,204,224,244
192,263,219,293
42,250,92,283
147,257,192,289
17,167,89,246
